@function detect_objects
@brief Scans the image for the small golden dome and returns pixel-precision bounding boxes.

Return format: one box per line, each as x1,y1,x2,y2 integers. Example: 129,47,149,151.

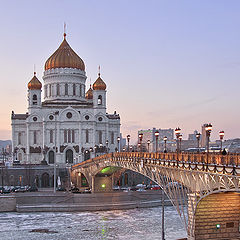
28,72,42,90
85,85,93,99
44,34,85,71
93,73,106,90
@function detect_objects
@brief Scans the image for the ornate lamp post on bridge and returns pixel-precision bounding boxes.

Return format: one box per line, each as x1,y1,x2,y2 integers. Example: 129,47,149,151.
219,131,224,152
147,140,151,153
175,127,181,152
179,134,182,152
138,133,143,152
127,135,130,152
155,130,159,153
163,136,167,153
205,123,212,166
196,132,201,153
117,137,120,152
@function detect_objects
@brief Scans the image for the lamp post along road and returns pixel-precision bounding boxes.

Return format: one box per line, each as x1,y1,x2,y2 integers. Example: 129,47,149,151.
219,131,224,152
155,130,159,153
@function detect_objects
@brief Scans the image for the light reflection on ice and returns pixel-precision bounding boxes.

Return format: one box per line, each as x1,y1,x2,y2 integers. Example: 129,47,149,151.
0,206,187,240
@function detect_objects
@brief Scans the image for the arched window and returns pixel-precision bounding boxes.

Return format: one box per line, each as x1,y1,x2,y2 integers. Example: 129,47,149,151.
33,131,37,144
65,84,68,95
49,84,52,97
64,130,67,143
111,132,114,144
50,129,53,143
66,149,73,164
72,130,75,143
18,132,22,145
57,84,60,96
98,95,102,105
68,129,71,143
44,85,47,98
80,85,82,97
48,151,54,164
86,129,89,143
99,130,102,144
73,84,76,96
18,152,22,161
32,94,37,105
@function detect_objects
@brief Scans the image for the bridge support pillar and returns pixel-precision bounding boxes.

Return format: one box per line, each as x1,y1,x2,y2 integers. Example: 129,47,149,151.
188,192,240,240
92,175,113,193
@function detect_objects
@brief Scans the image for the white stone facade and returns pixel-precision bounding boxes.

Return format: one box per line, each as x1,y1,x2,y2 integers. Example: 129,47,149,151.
11,44,120,167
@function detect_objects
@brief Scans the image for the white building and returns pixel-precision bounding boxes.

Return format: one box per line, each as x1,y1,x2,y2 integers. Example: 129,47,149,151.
11,33,120,166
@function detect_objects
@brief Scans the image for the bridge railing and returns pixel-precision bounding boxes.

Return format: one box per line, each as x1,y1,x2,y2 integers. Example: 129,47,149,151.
72,152,240,171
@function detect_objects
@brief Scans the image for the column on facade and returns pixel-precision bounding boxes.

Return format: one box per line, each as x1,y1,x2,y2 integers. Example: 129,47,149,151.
78,120,82,162
56,121,60,163
26,122,30,163
42,120,45,161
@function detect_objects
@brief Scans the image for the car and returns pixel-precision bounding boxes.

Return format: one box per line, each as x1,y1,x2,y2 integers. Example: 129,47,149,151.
151,185,161,190
71,187,80,193
56,187,67,191
15,186,27,193
27,186,38,192
136,188,146,192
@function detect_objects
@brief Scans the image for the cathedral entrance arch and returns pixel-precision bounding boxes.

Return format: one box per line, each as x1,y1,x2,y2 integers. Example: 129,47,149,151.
41,172,50,187
66,149,73,164
48,150,54,164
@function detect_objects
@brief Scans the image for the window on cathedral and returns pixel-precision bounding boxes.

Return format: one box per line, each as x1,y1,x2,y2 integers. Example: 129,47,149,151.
68,129,71,143
80,85,82,97
65,84,68,95
18,132,21,145
33,131,37,144
44,85,47,98
50,129,53,143
48,151,54,164
49,84,52,97
111,132,114,144
98,95,102,105
73,84,76,96
64,130,67,143
32,94,37,105
86,129,89,143
72,130,75,143
99,131,102,144
57,84,60,96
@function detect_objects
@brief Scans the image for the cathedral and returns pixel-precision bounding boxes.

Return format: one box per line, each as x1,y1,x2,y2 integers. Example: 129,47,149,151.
11,33,121,167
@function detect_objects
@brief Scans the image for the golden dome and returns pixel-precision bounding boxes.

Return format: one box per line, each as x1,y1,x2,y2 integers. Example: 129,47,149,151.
44,34,85,71
93,73,106,90
85,85,93,99
28,72,42,90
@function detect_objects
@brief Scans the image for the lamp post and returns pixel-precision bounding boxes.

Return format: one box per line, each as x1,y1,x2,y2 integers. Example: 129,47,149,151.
117,137,120,152
219,131,224,152
163,136,167,153
89,147,93,158
106,140,109,153
175,127,181,152
179,134,182,152
147,140,150,153
127,135,130,152
162,188,165,240
138,133,143,152
94,146,97,157
205,123,212,166
196,132,201,153
138,143,141,151
155,130,159,153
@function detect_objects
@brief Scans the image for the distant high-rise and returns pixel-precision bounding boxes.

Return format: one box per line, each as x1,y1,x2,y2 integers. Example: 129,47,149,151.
201,124,208,148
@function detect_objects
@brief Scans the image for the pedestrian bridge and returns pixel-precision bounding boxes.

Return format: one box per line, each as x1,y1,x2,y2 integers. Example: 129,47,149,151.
71,152,240,240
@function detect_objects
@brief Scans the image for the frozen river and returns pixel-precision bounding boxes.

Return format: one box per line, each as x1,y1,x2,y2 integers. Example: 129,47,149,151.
0,206,187,240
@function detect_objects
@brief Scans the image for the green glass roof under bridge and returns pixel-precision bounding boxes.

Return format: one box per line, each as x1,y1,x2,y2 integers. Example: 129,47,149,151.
97,166,122,176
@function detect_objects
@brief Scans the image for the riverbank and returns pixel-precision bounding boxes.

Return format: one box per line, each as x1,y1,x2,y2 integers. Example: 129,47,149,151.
0,189,173,212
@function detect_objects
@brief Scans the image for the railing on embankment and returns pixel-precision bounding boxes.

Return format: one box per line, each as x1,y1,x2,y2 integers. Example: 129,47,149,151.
72,152,240,175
